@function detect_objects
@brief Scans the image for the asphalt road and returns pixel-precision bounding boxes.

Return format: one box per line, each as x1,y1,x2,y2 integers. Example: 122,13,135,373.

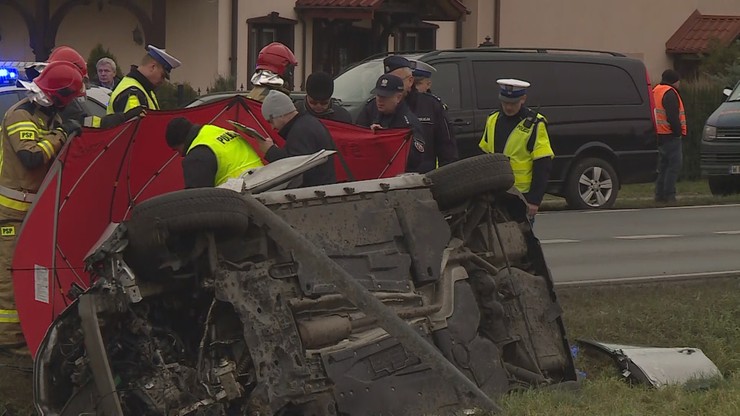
535,204,740,284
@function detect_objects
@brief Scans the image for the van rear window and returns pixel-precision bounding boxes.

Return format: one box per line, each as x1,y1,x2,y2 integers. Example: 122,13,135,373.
473,61,642,109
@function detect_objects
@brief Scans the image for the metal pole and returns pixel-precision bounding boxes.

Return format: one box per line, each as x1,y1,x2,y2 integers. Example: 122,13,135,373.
240,193,501,413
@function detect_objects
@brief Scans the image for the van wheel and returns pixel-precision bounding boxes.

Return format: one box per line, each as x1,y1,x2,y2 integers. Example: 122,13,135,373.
565,158,619,209
708,176,737,196
426,154,514,209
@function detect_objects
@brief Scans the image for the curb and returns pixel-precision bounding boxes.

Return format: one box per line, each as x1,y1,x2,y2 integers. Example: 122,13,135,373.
554,270,740,288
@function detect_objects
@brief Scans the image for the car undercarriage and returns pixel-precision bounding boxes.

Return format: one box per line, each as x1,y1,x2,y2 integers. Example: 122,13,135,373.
33,154,576,415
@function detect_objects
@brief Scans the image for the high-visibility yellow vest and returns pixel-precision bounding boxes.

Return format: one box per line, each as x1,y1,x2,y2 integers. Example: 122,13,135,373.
106,76,159,114
187,125,264,186
653,84,687,136
479,111,554,193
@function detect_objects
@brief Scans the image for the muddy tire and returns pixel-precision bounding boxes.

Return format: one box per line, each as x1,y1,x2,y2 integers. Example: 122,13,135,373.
426,154,514,209
126,188,251,251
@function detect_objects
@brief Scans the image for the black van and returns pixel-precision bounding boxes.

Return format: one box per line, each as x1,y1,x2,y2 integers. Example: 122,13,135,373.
330,48,658,209
700,80,740,195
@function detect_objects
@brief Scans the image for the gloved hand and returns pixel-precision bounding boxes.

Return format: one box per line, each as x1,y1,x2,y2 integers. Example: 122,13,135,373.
60,119,82,140
123,106,147,121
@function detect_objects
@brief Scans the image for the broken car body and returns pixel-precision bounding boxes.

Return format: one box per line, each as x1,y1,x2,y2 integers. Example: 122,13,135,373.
33,154,577,415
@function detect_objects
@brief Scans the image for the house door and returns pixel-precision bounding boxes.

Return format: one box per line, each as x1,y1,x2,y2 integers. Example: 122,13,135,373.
313,20,371,76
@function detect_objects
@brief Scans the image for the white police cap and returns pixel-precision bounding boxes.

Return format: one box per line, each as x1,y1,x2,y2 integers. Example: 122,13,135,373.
497,78,530,102
146,45,181,75
412,60,436,78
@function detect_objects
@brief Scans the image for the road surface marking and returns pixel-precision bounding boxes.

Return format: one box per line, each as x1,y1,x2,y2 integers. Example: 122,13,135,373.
614,234,681,240
554,270,740,287
582,208,639,214
715,231,740,235
539,239,580,244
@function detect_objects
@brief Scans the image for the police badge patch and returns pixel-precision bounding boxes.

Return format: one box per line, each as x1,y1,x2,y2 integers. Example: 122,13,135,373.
413,138,425,153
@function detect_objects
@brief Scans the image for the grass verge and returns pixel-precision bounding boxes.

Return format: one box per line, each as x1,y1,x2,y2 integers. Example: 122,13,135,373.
501,277,740,415
542,180,740,211
2,278,738,415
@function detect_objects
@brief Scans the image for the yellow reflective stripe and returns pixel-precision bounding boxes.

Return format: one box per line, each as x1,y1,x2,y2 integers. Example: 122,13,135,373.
8,126,41,136
654,109,667,115
0,194,31,211
656,120,671,125
83,116,101,128
6,121,38,130
126,95,141,112
37,140,54,159
0,309,20,323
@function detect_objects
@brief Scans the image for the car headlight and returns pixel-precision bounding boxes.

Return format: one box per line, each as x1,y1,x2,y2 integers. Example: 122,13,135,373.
703,125,717,141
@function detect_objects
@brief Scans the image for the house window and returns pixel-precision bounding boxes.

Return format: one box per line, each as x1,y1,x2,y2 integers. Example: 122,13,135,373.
396,21,438,51
246,12,297,75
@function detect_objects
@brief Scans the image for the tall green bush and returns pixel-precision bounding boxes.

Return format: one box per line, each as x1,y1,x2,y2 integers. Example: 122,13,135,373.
679,78,726,180
86,44,124,82
208,75,236,93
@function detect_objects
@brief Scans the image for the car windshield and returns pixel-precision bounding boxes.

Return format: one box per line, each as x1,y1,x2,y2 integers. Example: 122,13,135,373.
728,81,740,101
332,60,384,103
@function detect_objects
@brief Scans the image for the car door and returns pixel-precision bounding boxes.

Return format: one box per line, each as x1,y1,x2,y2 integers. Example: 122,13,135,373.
423,58,478,159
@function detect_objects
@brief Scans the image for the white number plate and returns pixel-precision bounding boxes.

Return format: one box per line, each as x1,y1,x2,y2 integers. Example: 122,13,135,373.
731,166,740,174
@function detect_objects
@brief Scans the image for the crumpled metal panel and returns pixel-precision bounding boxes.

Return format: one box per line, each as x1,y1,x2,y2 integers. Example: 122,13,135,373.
579,340,723,387
266,184,449,296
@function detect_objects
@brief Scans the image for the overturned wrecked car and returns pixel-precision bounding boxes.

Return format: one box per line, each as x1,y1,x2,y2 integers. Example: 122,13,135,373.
33,154,576,415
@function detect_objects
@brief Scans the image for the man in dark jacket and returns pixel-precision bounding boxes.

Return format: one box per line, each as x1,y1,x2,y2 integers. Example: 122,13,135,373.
301,72,352,123
355,74,428,173
379,55,456,172
258,90,336,186
653,69,686,204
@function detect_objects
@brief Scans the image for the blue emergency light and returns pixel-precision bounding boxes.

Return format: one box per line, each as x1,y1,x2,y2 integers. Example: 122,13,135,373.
0,67,19,85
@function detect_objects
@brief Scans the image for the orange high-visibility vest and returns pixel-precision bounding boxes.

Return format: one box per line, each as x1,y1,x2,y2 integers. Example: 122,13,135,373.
653,85,687,136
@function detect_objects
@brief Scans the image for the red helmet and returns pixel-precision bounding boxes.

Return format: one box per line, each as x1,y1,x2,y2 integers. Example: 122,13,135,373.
256,42,297,77
34,61,85,108
48,45,88,78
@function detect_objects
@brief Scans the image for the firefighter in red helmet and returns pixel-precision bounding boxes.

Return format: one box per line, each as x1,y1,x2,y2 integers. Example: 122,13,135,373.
25,45,144,128
0,60,85,356
247,42,298,102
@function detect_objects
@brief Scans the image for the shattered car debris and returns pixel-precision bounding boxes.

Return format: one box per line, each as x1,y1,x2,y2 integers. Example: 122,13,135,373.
33,154,577,415
578,340,723,388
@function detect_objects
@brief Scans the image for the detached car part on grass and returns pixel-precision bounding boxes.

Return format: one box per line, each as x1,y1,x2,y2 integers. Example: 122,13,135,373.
33,154,577,415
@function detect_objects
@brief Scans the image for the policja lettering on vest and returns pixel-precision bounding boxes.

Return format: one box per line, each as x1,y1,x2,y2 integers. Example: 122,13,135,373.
166,118,264,188
479,78,554,219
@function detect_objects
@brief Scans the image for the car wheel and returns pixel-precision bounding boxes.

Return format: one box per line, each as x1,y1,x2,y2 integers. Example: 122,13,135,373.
426,154,514,209
708,176,737,196
565,157,619,209
126,188,251,252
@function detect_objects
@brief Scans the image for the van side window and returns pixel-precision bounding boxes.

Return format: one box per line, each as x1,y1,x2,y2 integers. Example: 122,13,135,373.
429,62,461,109
473,61,642,109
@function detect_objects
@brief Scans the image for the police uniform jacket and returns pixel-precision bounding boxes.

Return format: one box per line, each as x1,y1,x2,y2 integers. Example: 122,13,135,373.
355,98,428,173
107,69,159,114
265,112,337,187
405,89,458,171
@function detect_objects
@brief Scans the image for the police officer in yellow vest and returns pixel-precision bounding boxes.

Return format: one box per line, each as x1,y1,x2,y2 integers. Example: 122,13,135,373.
479,79,554,219
107,45,181,116
165,117,263,188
